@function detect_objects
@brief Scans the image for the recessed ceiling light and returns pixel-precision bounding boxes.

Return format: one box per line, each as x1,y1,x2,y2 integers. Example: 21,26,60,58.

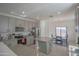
57,11,61,14
10,11,14,14
22,11,25,14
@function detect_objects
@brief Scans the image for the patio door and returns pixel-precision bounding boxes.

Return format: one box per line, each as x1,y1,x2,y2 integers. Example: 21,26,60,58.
56,27,67,39
56,27,68,46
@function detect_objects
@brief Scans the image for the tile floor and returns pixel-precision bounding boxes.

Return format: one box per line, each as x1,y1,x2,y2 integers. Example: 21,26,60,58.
0,42,16,56
1,39,69,56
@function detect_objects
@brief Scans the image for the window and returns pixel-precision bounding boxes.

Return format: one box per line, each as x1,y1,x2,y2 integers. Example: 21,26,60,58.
56,27,67,39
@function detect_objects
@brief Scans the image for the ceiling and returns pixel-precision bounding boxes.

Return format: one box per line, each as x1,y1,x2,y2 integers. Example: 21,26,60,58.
0,3,74,21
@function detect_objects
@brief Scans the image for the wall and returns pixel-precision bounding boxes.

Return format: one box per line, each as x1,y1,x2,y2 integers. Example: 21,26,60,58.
40,6,77,46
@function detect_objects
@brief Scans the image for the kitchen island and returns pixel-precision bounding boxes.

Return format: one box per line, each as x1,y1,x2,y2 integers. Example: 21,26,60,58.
37,37,52,54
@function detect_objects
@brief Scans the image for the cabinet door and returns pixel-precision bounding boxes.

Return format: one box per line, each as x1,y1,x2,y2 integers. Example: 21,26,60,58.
75,7,79,32
0,16,9,33
16,20,25,27
28,21,32,29
24,21,29,31
27,21,33,31
8,18,16,33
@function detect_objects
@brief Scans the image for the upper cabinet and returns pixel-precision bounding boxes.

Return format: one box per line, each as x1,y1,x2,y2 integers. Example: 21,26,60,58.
0,15,38,33
0,15,9,33
25,21,33,31
24,20,38,32
24,20,29,31
8,18,16,33
75,5,79,32
15,19,25,27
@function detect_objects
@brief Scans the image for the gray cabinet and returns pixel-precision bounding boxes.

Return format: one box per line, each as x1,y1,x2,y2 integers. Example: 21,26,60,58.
75,5,79,44
15,19,25,27
26,36,34,45
8,18,16,33
0,15,9,33
38,37,52,54
75,5,79,32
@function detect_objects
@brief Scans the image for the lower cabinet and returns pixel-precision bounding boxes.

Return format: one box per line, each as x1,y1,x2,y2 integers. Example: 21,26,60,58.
26,36,35,45
38,40,52,54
